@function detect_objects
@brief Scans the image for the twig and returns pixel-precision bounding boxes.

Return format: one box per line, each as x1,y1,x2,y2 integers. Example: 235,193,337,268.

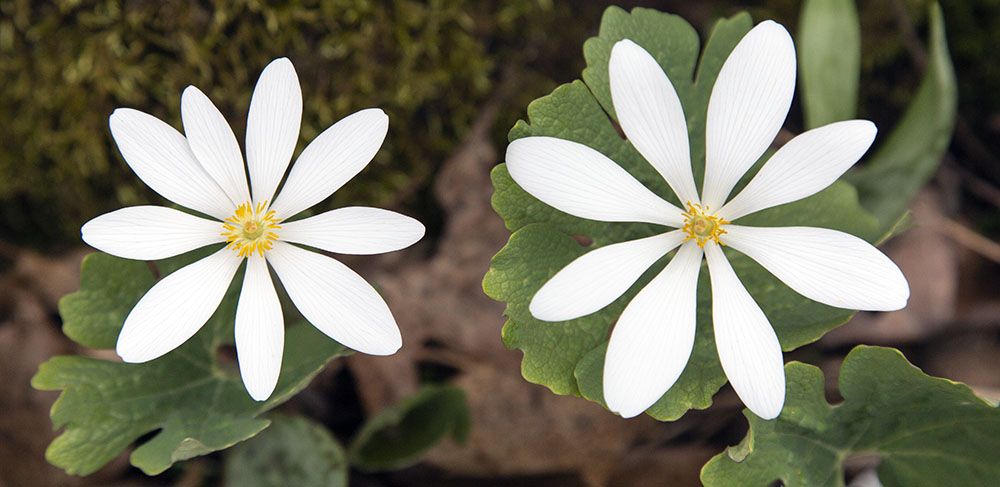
935,217,1000,264
941,158,1000,209
918,207,1000,264
951,117,1000,187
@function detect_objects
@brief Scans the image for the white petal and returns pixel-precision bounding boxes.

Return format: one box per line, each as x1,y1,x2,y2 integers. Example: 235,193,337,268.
720,121,877,220
723,225,910,311
266,241,401,355
610,40,699,205
116,248,242,362
530,231,685,322
109,108,234,220
269,108,389,220
235,256,283,401
181,85,251,207
506,136,685,227
246,58,302,206
702,21,797,210
704,243,785,420
604,241,703,418
82,206,224,260
280,206,424,255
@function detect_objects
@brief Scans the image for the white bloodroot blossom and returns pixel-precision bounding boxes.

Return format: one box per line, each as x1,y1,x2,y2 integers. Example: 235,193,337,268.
505,21,909,420
82,58,424,401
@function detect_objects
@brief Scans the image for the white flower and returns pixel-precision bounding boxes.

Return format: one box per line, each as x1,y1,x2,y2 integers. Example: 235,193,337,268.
82,58,424,401
505,21,909,420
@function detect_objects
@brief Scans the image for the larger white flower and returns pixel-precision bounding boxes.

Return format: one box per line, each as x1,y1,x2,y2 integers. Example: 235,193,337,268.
505,21,909,420
82,58,424,401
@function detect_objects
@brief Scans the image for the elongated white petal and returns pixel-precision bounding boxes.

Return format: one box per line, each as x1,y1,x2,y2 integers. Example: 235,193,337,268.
506,137,685,227
181,85,251,206
82,206,225,260
269,109,388,220
704,243,785,420
266,241,401,355
530,231,685,322
246,58,302,206
604,241,703,418
723,225,909,311
703,21,796,210
116,248,242,362
280,206,424,255
720,121,877,220
235,256,283,401
109,108,233,220
610,40,699,205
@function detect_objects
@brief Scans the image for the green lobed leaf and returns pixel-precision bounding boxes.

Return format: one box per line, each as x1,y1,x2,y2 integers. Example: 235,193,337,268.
32,252,351,475
59,253,158,349
485,7,882,420
701,346,1000,487
348,385,470,472
846,2,957,235
798,0,861,129
223,415,348,487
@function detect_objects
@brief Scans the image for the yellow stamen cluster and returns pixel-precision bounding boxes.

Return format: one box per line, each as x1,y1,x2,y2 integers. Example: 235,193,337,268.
681,202,729,248
221,201,282,258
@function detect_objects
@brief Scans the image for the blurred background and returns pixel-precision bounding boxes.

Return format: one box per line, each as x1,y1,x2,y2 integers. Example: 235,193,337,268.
1,0,998,485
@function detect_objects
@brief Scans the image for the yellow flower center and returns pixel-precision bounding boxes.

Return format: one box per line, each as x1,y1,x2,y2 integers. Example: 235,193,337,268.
221,201,282,258
681,202,729,248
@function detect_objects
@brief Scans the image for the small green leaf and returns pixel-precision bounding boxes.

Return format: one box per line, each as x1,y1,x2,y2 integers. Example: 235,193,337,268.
223,415,348,487
701,346,1000,487
847,2,957,235
348,385,470,472
486,7,883,420
32,252,351,475
798,0,861,129
59,254,157,349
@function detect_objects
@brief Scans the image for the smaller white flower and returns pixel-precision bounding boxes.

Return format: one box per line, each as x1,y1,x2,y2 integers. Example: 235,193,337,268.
505,21,909,420
82,58,424,401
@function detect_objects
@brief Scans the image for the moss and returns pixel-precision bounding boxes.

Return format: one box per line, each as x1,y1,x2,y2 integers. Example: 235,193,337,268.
1,0,594,248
